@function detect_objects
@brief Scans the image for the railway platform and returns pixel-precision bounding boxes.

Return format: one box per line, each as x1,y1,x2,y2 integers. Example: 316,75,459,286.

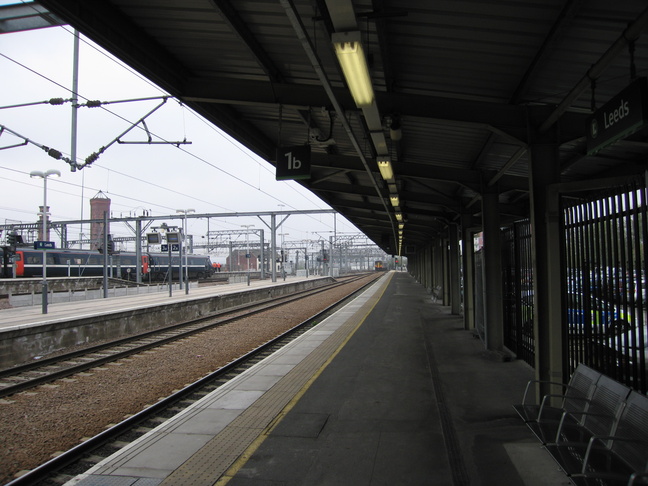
62,272,569,486
0,275,334,368
0,275,323,331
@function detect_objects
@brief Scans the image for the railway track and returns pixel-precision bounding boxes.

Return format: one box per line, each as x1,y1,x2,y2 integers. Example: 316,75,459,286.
6,272,380,486
0,274,372,399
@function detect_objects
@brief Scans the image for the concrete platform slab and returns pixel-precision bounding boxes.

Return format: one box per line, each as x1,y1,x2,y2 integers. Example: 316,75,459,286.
65,273,572,486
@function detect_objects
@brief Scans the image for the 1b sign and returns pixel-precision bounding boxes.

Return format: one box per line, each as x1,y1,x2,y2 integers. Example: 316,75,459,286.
276,145,311,180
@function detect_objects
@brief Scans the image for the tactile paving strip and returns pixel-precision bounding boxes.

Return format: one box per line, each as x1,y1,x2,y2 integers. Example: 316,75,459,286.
160,274,392,486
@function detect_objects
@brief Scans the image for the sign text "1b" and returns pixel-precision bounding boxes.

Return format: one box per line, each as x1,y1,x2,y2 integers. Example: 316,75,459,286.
285,151,302,170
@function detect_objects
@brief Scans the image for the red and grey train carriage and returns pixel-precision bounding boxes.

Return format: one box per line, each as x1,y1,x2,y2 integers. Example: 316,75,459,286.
1,247,212,280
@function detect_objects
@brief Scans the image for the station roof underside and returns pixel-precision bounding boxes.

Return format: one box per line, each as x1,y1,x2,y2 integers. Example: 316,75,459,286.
8,1,648,254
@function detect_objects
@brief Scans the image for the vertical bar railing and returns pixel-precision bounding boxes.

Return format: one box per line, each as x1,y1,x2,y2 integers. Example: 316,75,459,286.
562,179,647,393
501,220,535,367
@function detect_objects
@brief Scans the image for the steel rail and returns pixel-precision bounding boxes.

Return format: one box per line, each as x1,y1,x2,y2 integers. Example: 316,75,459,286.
5,273,380,486
0,275,368,398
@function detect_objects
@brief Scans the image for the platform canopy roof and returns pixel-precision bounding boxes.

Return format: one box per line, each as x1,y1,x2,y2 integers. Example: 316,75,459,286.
15,1,648,253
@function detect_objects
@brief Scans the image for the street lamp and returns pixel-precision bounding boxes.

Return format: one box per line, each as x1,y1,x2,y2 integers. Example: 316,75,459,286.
176,209,195,294
30,169,61,314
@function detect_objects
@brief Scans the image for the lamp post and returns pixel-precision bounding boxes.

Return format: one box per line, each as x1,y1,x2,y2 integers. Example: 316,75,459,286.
176,209,195,294
30,169,61,314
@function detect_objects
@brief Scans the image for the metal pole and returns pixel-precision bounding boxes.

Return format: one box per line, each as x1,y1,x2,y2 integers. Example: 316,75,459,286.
103,211,108,298
260,229,265,280
135,218,142,283
176,209,194,293
168,243,173,297
271,214,277,282
184,215,189,294
72,29,81,248
241,225,252,286
41,177,48,314
178,229,184,291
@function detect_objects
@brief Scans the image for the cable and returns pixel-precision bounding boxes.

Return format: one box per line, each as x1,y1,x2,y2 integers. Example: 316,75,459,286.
0,168,179,215
0,27,339,232
91,164,233,212
2,32,326,211
0,46,286,203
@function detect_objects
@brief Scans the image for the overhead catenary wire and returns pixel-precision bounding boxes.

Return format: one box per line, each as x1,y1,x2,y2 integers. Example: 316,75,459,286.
0,30,345,235
0,48,308,208
1,28,326,208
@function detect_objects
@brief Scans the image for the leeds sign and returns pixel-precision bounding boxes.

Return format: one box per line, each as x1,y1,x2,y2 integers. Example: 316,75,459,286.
586,77,648,155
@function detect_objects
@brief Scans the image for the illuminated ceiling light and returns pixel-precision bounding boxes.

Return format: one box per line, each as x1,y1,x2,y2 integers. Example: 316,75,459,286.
377,157,393,181
395,212,403,222
332,31,374,108
398,223,404,230
390,195,400,207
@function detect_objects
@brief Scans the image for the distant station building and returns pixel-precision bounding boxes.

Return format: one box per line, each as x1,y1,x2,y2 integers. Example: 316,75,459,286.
90,191,111,250
227,250,259,272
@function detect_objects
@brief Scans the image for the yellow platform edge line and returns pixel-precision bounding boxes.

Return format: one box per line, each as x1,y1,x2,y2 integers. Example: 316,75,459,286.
215,273,394,485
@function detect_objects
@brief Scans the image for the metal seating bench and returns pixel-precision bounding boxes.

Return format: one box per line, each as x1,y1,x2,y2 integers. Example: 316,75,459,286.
515,365,648,485
513,363,601,444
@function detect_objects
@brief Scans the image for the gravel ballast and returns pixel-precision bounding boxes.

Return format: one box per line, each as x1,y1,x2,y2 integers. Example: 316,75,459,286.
0,275,378,484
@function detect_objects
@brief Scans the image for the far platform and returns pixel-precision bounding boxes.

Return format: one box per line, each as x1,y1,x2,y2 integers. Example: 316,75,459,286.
0,274,335,368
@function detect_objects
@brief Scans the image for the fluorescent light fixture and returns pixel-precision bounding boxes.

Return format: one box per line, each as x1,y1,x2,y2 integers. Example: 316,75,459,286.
377,157,393,181
398,223,405,230
395,212,403,222
332,31,374,108
390,195,400,207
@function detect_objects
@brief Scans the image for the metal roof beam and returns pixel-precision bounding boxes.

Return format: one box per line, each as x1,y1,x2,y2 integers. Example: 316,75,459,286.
208,0,285,83
184,77,529,131
310,153,528,193
540,4,648,133
510,0,585,104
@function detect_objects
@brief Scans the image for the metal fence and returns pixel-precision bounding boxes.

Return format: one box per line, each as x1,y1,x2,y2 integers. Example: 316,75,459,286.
501,220,535,367
562,178,647,393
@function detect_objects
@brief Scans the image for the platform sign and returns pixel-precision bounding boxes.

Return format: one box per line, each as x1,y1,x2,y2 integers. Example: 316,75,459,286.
161,244,180,252
276,145,311,180
586,77,648,155
161,244,168,252
34,241,55,250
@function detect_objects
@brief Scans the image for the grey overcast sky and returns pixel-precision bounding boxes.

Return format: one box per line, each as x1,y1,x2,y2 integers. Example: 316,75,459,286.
0,12,366,258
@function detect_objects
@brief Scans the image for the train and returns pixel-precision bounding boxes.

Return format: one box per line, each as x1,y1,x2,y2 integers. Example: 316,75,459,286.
0,247,213,281
374,260,385,271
